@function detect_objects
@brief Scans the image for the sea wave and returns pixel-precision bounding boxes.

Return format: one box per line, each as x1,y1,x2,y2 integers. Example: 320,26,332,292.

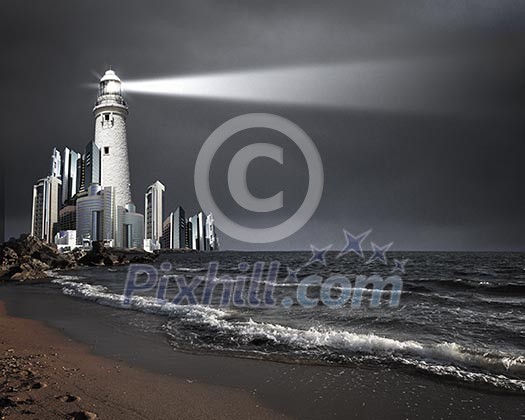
51,278,229,321
164,317,525,392
52,275,525,393
408,278,525,294
175,267,207,273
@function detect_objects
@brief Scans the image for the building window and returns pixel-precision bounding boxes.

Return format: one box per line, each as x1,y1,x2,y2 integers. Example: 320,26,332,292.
104,147,110,155
101,112,114,129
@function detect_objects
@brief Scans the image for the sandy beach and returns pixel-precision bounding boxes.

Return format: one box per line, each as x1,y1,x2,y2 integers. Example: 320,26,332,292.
1,283,524,420
0,299,287,420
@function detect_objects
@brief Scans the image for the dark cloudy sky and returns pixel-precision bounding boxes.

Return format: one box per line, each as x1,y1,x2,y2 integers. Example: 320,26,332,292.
1,0,524,251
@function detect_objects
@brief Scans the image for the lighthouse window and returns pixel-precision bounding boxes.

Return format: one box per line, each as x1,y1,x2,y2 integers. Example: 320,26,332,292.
104,113,110,121
104,147,110,155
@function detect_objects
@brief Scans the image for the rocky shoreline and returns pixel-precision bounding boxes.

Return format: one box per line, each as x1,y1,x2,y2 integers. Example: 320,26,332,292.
0,235,157,282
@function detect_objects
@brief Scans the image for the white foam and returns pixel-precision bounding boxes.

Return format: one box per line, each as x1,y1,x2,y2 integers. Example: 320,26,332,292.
52,276,525,392
52,278,229,321
176,267,206,273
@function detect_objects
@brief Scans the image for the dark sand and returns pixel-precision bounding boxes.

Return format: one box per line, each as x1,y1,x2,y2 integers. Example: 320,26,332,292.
1,283,524,419
0,300,289,419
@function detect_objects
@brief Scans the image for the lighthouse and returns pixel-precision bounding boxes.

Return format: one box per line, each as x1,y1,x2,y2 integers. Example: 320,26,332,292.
93,69,132,209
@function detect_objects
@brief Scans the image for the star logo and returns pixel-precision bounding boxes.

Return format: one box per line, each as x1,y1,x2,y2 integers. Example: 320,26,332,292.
306,244,332,266
391,258,409,274
286,267,301,282
366,242,393,265
337,229,372,259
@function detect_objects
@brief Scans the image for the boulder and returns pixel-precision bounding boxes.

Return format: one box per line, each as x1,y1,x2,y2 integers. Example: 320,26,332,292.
0,234,71,281
1,247,18,267
0,235,157,282
77,241,108,266
10,267,49,282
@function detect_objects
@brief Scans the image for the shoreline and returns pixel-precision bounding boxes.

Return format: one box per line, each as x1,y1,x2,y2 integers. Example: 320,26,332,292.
1,283,524,419
0,298,287,420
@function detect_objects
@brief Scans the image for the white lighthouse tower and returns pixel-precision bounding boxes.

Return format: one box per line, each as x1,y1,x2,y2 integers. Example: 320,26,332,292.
93,69,132,209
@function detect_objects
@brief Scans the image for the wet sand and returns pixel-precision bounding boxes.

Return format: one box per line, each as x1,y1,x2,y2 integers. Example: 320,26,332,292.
0,299,287,419
1,283,524,419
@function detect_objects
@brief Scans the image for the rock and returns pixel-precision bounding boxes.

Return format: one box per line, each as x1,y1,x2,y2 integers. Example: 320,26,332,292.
71,248,86,261
78,241,109,266
0,396,17,408
31,381,47,389
19,256,50,271
69,411,97,420
10,269,48,282
0,234,76,281
129,253,155,264
78,241,155,266
103,254,119,266
56,394,80,403
0,235,157,280
1,247,18,266
117,255,130,265
4,234,57,261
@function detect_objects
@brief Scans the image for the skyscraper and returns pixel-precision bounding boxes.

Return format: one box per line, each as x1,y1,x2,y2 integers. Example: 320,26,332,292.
206,213,219,251
84,141,101,188
185,219,192,249
31,176,61,242
76,154,85,193
161,206,186,249
93,69,132,209
50,148,62,179
58,205,76,231
31,149,63,242
144,180,165,251
189,212,206,250
173,206,186,249
61,147,81,206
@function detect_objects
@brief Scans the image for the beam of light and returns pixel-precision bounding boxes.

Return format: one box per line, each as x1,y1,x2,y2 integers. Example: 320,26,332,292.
122,59,467,113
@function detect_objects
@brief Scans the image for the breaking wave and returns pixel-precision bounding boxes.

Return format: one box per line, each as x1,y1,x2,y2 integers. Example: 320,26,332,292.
52,276,525,393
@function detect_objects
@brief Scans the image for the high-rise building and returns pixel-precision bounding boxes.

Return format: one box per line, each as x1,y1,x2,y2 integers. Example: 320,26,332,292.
144,180,165,251
161,206,186,249
50,148,62,179
161,216,172,250
31,176,61,242
76,184,115,246
189,212,206,250
84,141,101,188
58,205,77,231
173,206,186,249
61,147,82,206
76,154,85,193
93,69,132,209
206,213,219,251
31,179,45,239
185,219,192,249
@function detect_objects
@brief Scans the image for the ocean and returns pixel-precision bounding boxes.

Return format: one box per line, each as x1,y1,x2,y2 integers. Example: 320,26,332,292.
48,251,525,395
